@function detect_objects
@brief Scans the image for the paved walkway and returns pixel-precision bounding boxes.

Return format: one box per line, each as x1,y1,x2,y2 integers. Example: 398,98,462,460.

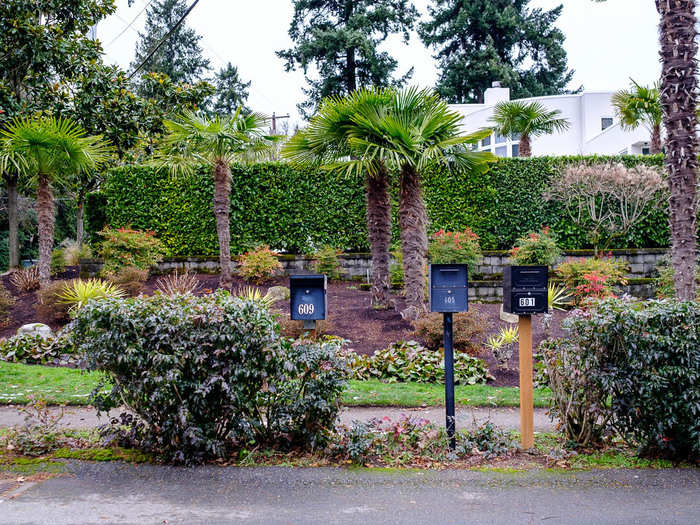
1,462,698,524
0,405,555,432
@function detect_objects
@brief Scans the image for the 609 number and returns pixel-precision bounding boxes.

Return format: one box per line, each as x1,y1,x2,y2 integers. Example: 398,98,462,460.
297,303,315,315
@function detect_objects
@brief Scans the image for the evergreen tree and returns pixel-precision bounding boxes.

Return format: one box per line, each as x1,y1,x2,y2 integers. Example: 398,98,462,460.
277,0,418,117
419,0,577,103
212,63,251,115
131,0,210,85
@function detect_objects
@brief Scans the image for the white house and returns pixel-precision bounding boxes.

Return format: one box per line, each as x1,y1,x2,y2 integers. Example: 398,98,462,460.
450,83,653,157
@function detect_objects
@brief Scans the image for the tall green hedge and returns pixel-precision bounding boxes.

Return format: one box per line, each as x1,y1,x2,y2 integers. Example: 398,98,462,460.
86,155,671,256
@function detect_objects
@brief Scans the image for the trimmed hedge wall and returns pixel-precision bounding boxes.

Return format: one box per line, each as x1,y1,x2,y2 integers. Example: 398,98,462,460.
86,155,670,256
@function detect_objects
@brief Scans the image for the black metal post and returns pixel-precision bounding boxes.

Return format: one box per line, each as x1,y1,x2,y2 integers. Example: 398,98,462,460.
444,312,456,450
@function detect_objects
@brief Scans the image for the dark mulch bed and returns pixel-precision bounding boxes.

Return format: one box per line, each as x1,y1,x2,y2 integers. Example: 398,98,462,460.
0,271,569,387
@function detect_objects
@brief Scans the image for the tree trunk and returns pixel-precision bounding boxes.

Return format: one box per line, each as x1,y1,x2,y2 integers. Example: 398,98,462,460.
213,160,233,288
6,174,19,269
650,124,662,154
398,164,428,320
365,166,392,308
519,133,532,157
76,196,85,247
656,0,698,301
344,0,356,93
36,173,55,287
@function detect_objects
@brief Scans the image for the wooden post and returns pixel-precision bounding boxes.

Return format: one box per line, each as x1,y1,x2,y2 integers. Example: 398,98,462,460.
518,314,534,450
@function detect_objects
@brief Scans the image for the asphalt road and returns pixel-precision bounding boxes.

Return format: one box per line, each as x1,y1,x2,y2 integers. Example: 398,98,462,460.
1,462,699,525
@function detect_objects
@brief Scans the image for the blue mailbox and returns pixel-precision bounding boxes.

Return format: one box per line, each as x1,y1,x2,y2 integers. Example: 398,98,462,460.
503,265,548,315
290,274,327,321
429,264,469,313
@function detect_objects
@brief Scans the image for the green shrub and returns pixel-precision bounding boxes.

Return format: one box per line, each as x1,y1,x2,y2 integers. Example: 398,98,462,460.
313,245,341,280
87,156,671,257
509,226,562,267
413,311,489,356
538,338,610,447
352,340,490,385
389,249,404,288
0,332,76,364
238,245,282,284
0,283,15,326
71,291,351,464
655,259,700,300
51,248,66,275
98,226,166,276
428,228,482,271
562,298,700,459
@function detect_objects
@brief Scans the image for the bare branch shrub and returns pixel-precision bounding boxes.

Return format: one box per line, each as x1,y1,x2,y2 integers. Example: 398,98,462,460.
544,163,667,252
155,270,202,296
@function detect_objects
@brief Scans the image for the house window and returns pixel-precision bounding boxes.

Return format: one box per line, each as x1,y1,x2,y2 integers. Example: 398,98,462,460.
601,117,613,131
482,134,491,147
495,132,507,144
511,144,519,157
495,145,508,157
642,146,650,155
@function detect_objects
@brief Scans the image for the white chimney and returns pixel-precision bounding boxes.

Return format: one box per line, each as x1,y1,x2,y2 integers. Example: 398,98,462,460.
484,81,510,105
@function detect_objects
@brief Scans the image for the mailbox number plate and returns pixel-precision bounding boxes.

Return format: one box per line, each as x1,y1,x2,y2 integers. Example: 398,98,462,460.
519,297,535,308
297,303,315,316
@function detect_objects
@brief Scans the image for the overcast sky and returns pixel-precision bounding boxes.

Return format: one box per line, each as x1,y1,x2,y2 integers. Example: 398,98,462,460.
98,0,661,128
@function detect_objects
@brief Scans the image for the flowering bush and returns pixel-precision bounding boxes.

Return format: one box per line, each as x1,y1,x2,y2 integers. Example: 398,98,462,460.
509,226,562,267
98,227,166,276
556,256,627,305
572,271,617,304
238,245,282,284
352,340,490,385
428,228,482,271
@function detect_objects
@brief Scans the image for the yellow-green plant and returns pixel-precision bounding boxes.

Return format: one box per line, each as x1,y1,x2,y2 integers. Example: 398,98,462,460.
548,283,572,311
57,279,125,313
486,326,518,369
235,286,274,308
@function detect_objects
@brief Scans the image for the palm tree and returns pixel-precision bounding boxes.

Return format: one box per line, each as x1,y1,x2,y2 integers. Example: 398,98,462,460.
0,117,111,286
593,0,697,300
282,89,395,308
488,100,570,157
611,80,663,154
153,109,272,288
287,87,492,319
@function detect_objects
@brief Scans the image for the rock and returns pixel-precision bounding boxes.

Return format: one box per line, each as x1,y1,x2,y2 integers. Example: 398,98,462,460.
267,286,290,302
499,304,519,324
17,323,53,340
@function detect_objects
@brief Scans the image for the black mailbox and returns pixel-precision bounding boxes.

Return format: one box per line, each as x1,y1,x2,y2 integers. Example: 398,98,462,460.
290,274,327,321
503,265,548,315
429,264,469,313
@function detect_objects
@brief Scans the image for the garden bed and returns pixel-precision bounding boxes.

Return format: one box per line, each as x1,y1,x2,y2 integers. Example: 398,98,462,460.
0,271,569,387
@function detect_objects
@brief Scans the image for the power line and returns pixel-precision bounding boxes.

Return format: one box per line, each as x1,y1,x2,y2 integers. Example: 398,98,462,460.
128,0,201,80
105,0,155,48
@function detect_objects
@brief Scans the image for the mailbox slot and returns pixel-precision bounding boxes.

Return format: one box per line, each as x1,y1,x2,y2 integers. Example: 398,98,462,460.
429,264,469,313
503,265,548,315
290,274,327,321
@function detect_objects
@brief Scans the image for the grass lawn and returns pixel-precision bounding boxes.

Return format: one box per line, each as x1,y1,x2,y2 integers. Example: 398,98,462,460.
0,362,551,408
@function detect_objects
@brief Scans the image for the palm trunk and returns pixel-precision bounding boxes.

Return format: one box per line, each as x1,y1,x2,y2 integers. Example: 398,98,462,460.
76,196,85,247
213,160,233,288
365,166,391,308
7,174,19,269
398,164,428,320
519,133,532,157
650,124,662,154
656,0,698,301
36,173,54,287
